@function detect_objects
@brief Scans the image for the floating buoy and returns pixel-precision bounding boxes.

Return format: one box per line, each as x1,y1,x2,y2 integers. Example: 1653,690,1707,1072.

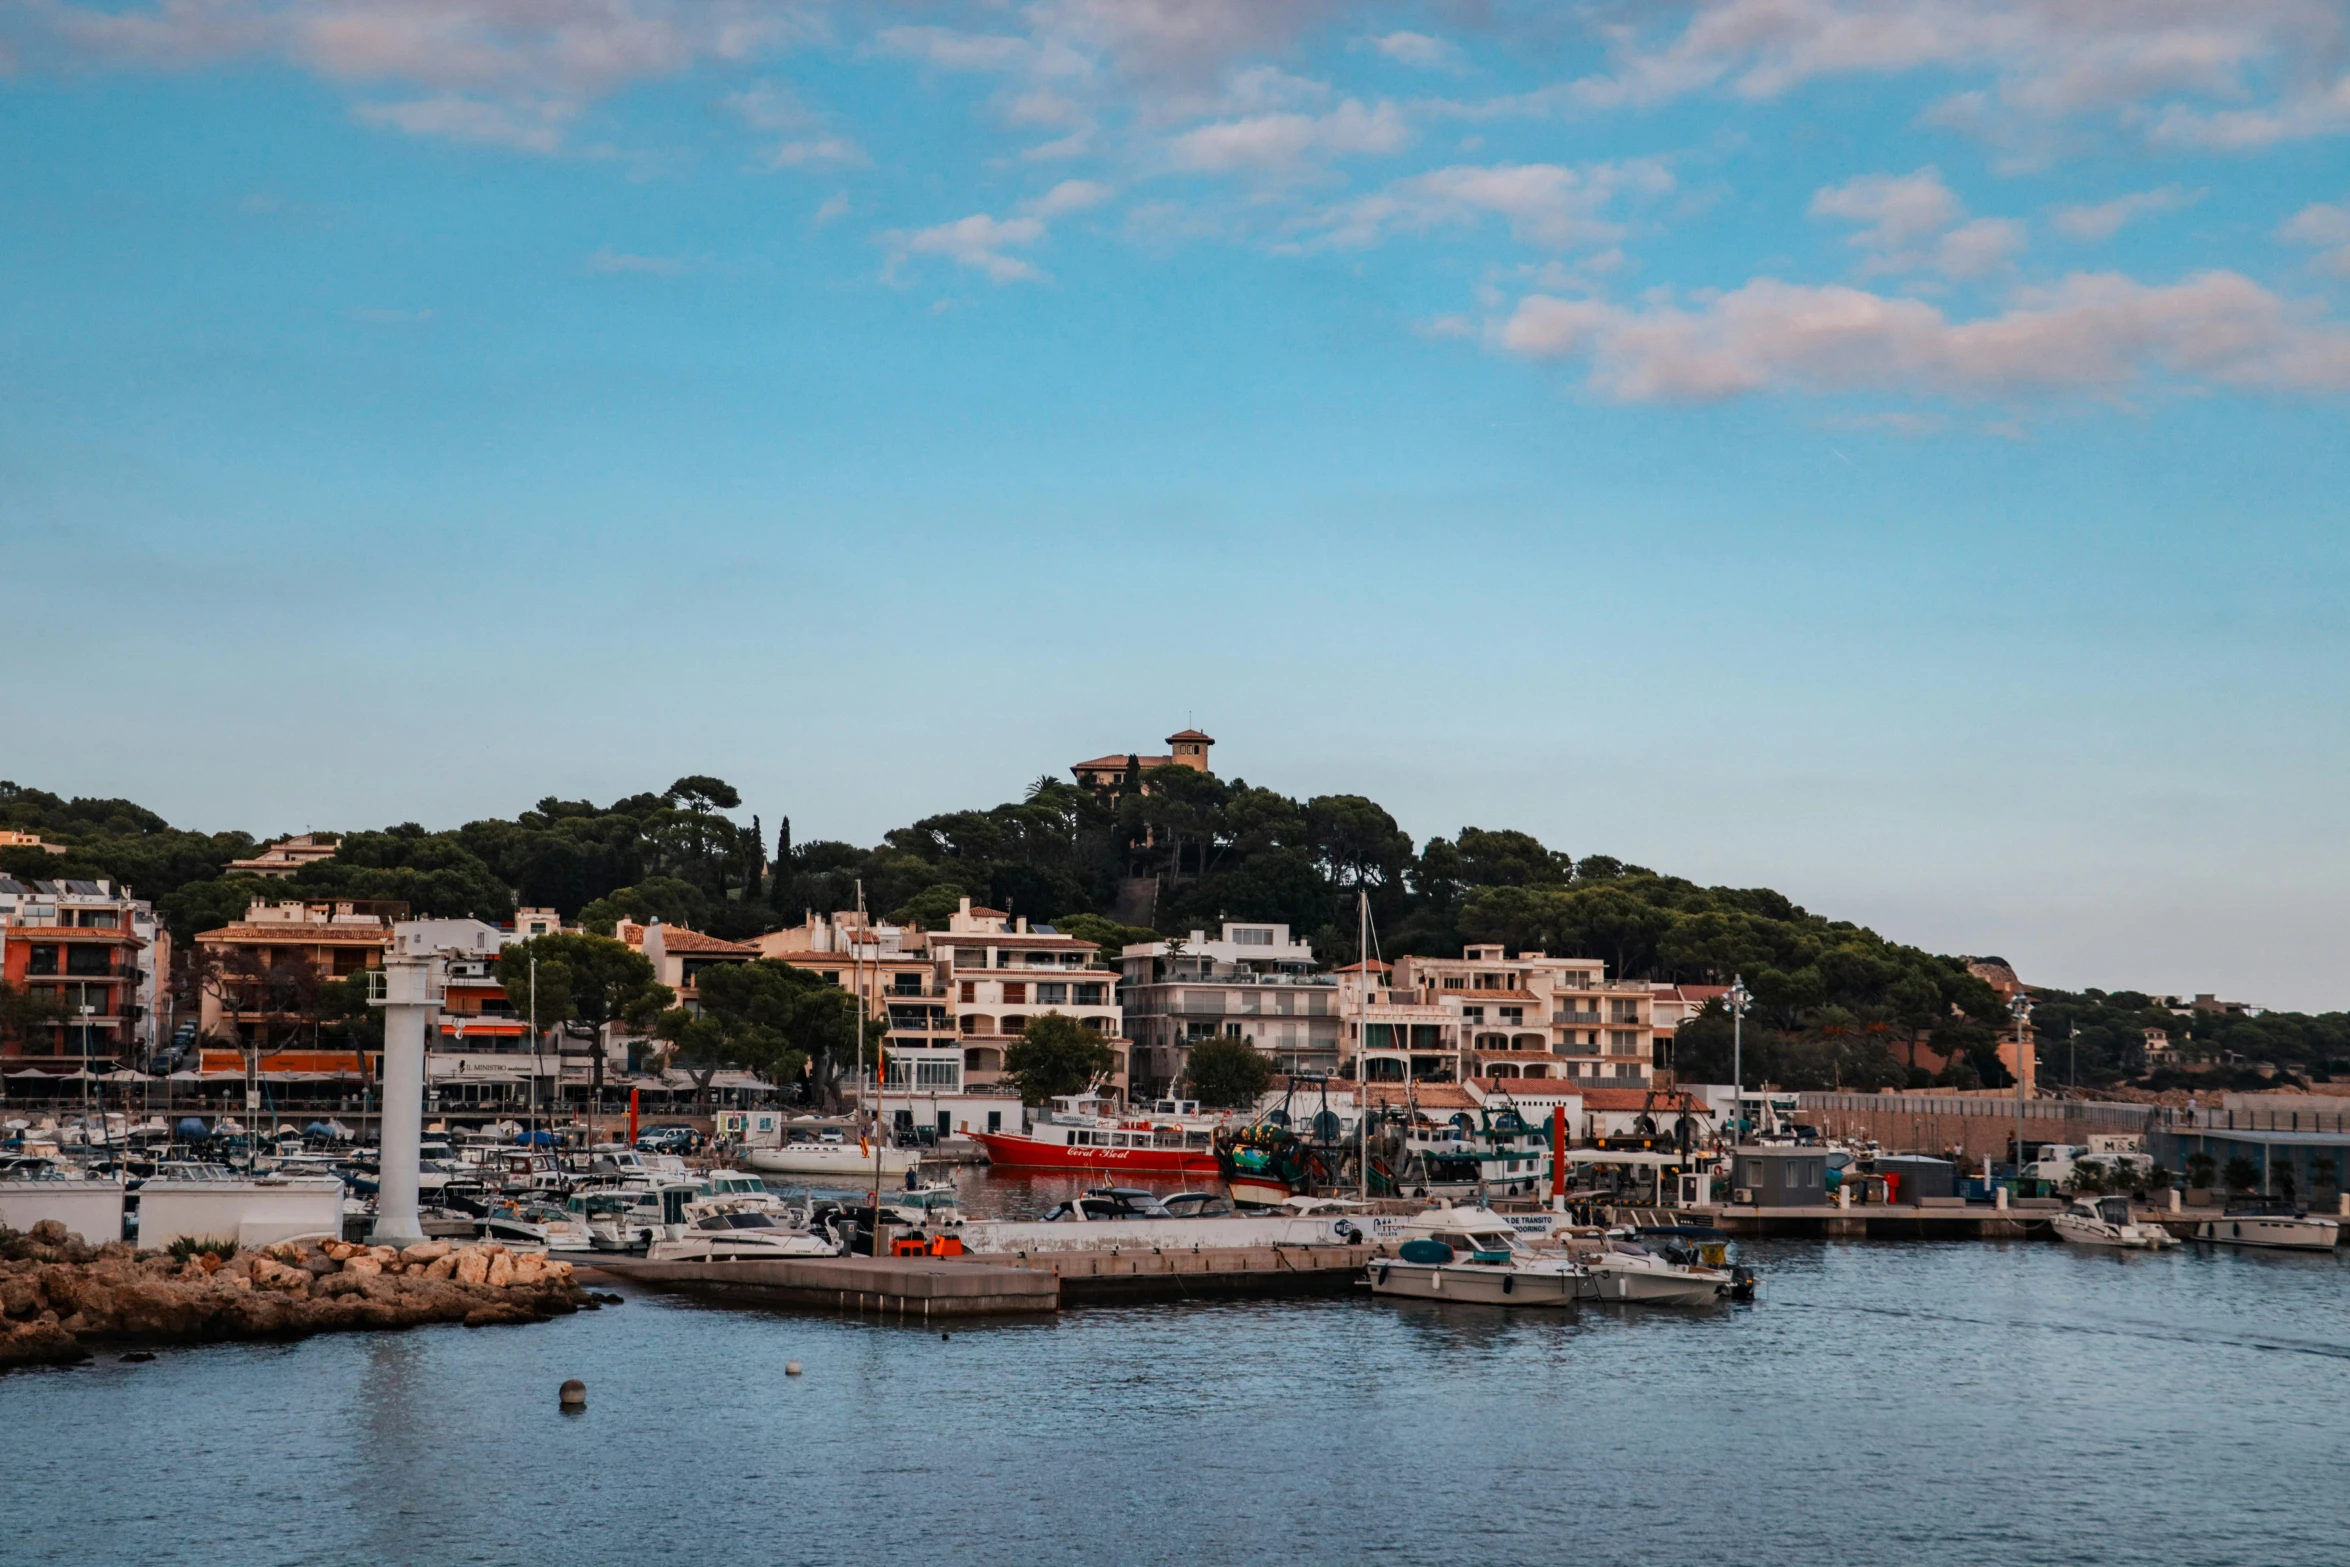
941,1333,950,1341
559,1378,586,1409
785,1361,803,1376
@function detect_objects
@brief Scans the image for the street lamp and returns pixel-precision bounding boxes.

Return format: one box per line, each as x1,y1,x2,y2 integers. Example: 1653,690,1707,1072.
1727,976,1751,1147
2009,989,2033,1194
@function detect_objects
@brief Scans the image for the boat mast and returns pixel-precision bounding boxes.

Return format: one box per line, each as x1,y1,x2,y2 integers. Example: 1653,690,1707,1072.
1357,888,1369,1201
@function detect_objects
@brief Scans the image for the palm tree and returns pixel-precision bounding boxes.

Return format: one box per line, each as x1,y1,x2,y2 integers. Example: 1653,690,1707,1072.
2222,1156,2261,1194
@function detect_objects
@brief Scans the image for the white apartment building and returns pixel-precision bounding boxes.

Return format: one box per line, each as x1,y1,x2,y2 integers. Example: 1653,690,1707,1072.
1120,922,1339,1096
1386,945,1657,1088
926,899,1126,1096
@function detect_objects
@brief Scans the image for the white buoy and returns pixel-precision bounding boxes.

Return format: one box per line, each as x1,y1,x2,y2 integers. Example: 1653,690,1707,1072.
785,1361,803,1376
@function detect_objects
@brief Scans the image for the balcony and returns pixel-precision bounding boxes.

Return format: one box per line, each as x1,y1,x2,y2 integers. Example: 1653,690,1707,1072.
1554,1010,1602,1025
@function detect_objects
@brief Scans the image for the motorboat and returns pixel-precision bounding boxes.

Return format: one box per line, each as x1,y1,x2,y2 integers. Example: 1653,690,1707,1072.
2190,1200,2340,1251
973,1093,1221,1176
2054,1195,2179,1250
1161,1190,1235,1218
644,1196,838,1262
743,1134,921,1179
1366,1207,1588,1307
480,1199,589,1251
1582,1235,1742,1304
1042,1186,1172,1221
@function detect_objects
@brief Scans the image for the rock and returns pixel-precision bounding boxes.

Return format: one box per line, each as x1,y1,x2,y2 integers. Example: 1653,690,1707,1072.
400,1241,450,1265
195,1253,224,1276
251,1258,310,1296
510,1253,546,1285
463,1302,534,1328
422,1254,458,1281
340,1256,383,1278
323,1242,360,1261
120,1351,156,1363
0,1276,40,1319
485,1253,514,1289
28,1221,69,1247
454,1250,489,1286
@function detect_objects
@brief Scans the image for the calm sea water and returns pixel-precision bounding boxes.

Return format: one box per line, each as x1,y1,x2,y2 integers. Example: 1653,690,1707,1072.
5,1185,2345,1567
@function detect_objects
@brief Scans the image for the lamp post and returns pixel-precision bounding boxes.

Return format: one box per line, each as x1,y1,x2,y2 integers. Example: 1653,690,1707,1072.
1727,976,1751,1148
2009,989,2033,1195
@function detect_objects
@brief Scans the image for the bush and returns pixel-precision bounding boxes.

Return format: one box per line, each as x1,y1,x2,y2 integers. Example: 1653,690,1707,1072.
1184,1035,1272,1109
2222,1157,2261,1194
166,1235,238,1264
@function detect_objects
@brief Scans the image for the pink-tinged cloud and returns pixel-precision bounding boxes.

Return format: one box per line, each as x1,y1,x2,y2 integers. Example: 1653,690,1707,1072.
354,94,571,152
1168,98,1406,172
1313,159,1673,250
1569,1,2349,145
1495,271,2350,403
886,212,1050,284
2052,185,2203,241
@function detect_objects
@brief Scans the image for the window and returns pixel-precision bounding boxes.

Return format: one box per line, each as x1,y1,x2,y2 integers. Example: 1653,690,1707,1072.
953,948,986,969
1610,1029,1641,1055
1036,983,1067,1005
26,946,58,976
1074,983,1105,1006
1500,1007,1523,1024
1224,1022,1243,1039
892,974,922,995
1002,982,1027,1004
960,980,976,1003
1610,999,1641,1024
76,910,118,928
1233,927,1273,946
822,971,841,985
987,1111,1002,1133
1443,977,1465,989
1463,1007,1484,1023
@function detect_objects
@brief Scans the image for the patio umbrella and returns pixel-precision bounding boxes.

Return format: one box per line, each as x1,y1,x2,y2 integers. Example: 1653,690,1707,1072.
176,1117,210,1139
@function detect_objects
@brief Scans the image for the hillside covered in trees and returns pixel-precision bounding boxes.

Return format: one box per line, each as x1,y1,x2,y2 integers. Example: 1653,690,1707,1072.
5,773,2342,1092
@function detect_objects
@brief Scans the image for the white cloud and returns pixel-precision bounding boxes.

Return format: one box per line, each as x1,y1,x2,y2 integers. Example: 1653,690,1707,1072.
1565,2,2350,149
1026,179,1116,217
1363,31,1464,72
1810,168,1962,249
1025,0,1336,84
1168,98,1407,172
1493,271,2350,402
811,191,849,228
764,135,868,169
2052,185,2203,241
353,95,572,153
873,25,1090,80
2278,200,2350,275
1810,167,2024,278
722,79,814,132
885,213,1050,285
1314,159,1674,250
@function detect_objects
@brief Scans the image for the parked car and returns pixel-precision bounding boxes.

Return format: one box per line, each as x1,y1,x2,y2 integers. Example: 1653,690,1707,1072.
636,1124,699,1154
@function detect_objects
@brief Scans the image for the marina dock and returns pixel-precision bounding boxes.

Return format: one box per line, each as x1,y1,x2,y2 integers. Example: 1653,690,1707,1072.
597,1254,1059,1318
591,1244,1378,1315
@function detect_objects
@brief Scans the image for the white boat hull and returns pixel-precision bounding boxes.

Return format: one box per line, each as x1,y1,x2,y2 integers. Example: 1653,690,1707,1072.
2054,1216,2175,1249
744,1143,921,1178
645,1233,836,1262
960,1213,1366,1254
2192,1215,2340,1251
1583,1259,1731,1305
1368,1260,1585,1307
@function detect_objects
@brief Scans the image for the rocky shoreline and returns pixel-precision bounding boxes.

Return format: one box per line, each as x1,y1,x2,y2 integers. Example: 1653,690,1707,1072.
0,1222,599,1369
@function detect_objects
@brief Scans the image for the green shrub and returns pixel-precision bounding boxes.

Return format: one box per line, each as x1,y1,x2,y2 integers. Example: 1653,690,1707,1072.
166,1235,238,1263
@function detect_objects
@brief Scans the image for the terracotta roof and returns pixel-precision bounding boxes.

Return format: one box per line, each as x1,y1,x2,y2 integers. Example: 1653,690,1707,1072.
0,925,144,946
1165,729,1214,743
653,928,759,955
195,923,389,945
1333,960,1391,973
1363,1083,1478,1110
1469,1078,1581,1097
1578,1088,1706,1113
1071,755,1149,773
1448,989,1542,1003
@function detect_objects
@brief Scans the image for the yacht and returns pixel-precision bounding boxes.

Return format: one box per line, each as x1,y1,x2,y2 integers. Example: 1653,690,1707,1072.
1367,1208,1589,1307
743,1131,921,1179
2053,1195,2179,1250
2189,1201,2340,1251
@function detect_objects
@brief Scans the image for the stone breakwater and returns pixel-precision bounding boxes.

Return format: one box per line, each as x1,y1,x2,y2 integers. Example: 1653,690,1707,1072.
0,1222,592,1369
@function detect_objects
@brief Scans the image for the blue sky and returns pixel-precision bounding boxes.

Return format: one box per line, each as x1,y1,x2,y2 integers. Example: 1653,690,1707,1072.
4,2,2347,1009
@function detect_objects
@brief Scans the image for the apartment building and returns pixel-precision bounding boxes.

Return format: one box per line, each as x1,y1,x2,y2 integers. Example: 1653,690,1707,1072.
751,911,951,1050
0,876,160,1067
226,833,340,878
1120,921,1337,1096
186,898,395,1083
1386,945,1657,1088
931,899,1126,1094
1650,982,1730,1081
1334,960,1463,1084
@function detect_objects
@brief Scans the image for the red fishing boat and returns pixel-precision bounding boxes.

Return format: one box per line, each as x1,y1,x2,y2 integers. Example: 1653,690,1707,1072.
972,1093,1225,1175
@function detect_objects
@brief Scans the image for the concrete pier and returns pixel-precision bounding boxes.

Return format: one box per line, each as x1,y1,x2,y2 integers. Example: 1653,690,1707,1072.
602,1254,1059,1318
997,1243,1376,1306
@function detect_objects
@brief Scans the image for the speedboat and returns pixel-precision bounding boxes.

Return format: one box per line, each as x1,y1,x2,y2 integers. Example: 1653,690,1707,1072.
2190,1200,2340,1251
645,1199,838,1262
1367,1207,1588,1307
1583,1235,1741,1304
2054,1195,2179,1250
481,1200,590,1251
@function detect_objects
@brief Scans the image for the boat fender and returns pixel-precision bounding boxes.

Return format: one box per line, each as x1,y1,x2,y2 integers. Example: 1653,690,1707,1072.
1376,1265,1390,1285
1502,1274,1515,1295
